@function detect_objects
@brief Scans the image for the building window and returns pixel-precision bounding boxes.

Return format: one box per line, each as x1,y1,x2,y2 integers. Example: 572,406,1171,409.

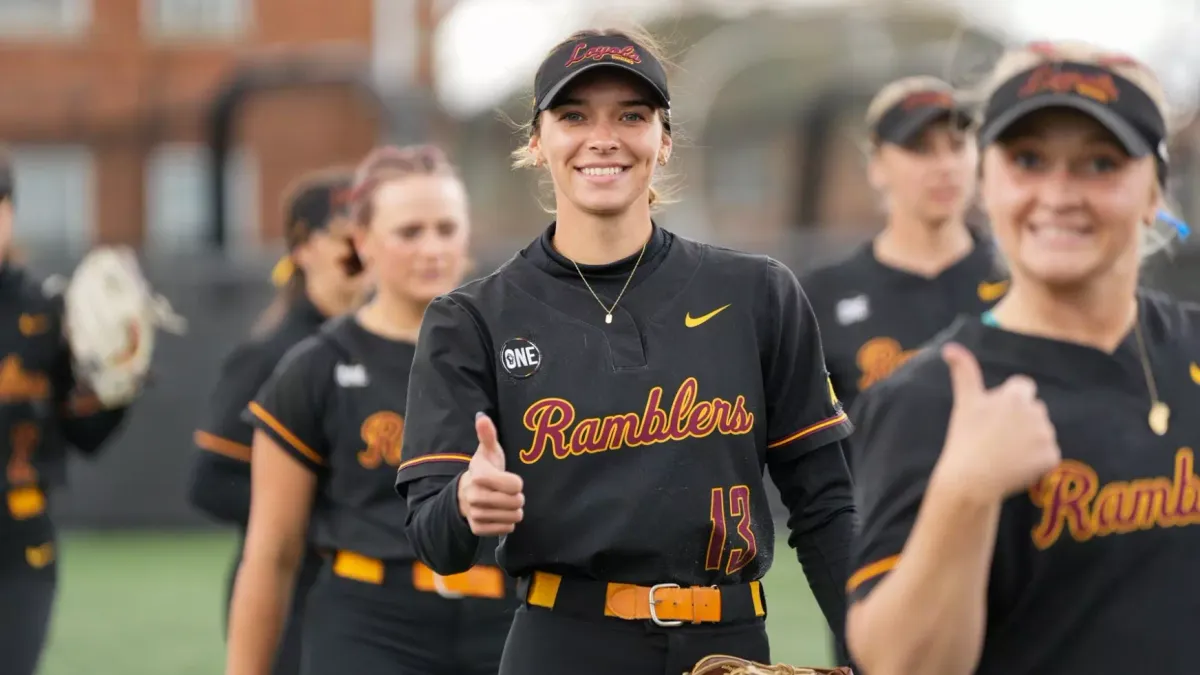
145,144,258,252
0,0,90,38
143,0,249,40
7,145,94,252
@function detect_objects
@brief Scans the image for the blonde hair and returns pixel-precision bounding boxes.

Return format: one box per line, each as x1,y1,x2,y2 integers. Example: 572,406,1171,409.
511,26,677,212
971,41,1183,263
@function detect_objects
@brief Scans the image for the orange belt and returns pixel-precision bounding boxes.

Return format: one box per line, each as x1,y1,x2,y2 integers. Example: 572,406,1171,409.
6,486,45,520
331,550,505,599
525,571,766,627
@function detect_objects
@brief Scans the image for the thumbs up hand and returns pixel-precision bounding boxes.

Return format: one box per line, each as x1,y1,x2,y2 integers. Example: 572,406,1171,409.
457,412,525,536
934,343,1061,502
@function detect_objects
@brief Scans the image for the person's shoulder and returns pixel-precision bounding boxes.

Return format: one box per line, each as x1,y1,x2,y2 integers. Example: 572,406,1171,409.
446,251,533,305
671,237,804,296
681,236,775,271
797,244,870,293
229,319,312,376
861,320,970,409
1141,288,1200,344
271,331,341,383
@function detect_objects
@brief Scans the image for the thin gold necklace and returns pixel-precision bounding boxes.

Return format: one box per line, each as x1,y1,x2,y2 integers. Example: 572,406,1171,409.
569,238,649,325
1132,312,1170,436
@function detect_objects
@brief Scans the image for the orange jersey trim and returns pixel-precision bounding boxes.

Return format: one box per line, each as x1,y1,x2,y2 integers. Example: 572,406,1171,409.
847,554,900,594
247,402,324,465
397,453,472,471
767,411,849,449
193,430,252,462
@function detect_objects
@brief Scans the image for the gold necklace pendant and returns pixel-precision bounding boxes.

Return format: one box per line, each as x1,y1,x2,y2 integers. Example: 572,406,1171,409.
1149,401,1170,436
570,236,649,328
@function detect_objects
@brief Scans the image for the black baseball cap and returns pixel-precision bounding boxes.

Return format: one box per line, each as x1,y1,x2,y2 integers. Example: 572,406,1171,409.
977,60,1168,167
868,78,969,147
533,34,670,113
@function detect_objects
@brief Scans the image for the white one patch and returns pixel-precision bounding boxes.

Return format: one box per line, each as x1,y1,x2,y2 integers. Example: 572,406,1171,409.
835,295,870,326
335,363,369,388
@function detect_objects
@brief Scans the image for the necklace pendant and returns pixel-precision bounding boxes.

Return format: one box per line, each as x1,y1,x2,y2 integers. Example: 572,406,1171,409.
1149,401,1170,436
605,313,612,324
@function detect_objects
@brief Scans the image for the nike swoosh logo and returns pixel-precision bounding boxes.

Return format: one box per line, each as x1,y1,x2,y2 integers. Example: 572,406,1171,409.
977,281,1009,302
685,304,731,328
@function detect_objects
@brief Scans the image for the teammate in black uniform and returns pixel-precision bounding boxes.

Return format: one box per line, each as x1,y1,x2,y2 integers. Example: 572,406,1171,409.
190,168,365,675
0,149,132,675
847,42,1199,675
395,28,856,675
802,76,1006,415
227,145,516,675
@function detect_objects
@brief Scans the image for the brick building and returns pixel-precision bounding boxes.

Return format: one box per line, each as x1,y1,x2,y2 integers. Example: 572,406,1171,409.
0,0,383,255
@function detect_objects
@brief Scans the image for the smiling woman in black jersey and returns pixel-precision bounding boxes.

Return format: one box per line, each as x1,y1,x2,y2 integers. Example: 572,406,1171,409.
847,42,1199,675
225,145,516,675
395,26,855,675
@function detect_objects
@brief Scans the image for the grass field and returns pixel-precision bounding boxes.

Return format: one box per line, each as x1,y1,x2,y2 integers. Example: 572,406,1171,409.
38,530,834,675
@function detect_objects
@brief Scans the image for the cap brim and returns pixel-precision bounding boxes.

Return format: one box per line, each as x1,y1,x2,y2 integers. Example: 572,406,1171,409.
537,62,669,112
979,95,1152,156
879,106,971,146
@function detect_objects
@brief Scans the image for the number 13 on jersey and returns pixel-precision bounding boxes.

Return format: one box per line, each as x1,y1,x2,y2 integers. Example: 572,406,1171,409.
705,485,757,575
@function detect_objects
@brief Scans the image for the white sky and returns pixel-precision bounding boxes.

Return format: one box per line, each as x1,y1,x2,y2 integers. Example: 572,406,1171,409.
432,0,1200,118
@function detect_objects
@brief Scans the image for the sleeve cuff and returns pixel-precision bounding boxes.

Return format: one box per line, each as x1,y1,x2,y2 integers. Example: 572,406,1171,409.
445,473,476,538
396,452,473,484
247,402,324,472
193,430,252,462
768,412,854,460
847,554,900,603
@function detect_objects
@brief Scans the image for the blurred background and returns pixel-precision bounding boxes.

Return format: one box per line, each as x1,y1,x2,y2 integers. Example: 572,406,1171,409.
6,0,1199,672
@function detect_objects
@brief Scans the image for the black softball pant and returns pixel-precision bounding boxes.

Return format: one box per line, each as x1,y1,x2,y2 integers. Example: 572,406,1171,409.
500,605,769,675
224,532,325,675
0,510,57,675
300,556,518,675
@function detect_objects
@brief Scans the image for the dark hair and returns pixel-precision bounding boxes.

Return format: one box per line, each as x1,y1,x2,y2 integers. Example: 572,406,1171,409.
251,167,354,337
511,26,677,209
348,144,461,229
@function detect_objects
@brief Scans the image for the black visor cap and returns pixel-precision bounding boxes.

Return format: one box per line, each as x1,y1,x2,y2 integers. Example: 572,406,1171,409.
534,35,670,113
977,61,1166,162
873,90,970,146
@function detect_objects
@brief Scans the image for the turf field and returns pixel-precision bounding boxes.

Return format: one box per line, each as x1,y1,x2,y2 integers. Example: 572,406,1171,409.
38,530,834,675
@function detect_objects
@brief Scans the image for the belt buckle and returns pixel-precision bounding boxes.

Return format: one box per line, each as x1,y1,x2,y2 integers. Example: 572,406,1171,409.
432,572,464,599
648,582,682,627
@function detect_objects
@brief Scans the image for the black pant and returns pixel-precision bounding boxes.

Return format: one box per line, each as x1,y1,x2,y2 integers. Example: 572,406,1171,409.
225,534,325,675
301,561,517,675
500,605,770,675
0,514,57,675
